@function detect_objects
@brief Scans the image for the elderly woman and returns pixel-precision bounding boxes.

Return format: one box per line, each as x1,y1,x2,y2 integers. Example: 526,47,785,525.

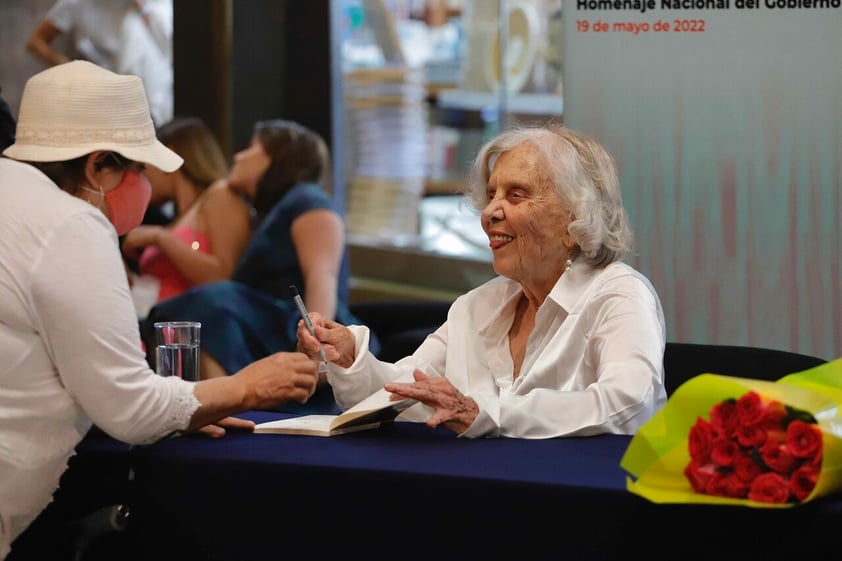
0,60,317,559
297,124,666,439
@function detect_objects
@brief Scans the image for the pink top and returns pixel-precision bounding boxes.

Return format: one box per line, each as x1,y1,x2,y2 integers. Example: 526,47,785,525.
138,226,211,302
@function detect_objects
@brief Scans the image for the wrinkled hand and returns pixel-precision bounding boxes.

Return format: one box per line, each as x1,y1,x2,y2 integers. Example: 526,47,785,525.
384,370,479,435
121,225,164,260
295,312,357,369
194,416,256,438
235,352,319,409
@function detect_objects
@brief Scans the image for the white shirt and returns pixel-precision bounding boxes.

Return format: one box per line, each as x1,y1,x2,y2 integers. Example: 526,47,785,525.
0,159,197,559
46,0,173,125
328,260,667,439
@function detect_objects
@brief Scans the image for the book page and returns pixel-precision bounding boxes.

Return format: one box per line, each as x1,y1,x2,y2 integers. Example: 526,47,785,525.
254,416,383,436
253,388,415,436
333,387,414,429
260,415,335,432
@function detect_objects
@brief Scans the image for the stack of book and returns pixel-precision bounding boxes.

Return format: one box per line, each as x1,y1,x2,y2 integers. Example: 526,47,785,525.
344,66,427,242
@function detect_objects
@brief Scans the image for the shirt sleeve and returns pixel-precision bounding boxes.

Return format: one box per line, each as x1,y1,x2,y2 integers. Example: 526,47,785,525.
326,325,432,412
30,210,197,444
139,0,172,55
45,0,77,33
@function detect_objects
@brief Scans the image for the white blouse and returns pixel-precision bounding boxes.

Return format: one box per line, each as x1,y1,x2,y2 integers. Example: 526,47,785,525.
0,159,198,557
327,260,667,439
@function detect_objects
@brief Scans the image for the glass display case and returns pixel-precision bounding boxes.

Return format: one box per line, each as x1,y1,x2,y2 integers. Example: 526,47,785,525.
333,0,564,300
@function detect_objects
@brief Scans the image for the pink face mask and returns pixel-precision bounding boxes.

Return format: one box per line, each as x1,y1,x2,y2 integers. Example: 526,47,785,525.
81,170,152,235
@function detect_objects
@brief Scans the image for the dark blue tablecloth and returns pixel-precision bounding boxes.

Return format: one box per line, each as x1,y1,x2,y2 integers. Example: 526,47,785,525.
125,411,642,560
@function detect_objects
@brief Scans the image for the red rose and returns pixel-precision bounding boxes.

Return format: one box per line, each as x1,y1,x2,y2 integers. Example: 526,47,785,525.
688,417,715,462
711,436,739,467
760,440,798,474
710,399,739,437
736,391,764,425
705,471,749,499
759,400,787,428
763,428,787,448
684,459,717,493
748,472,791,504
790,463,820,502
787,420,822,461
733,453,764,483
735,422,768,447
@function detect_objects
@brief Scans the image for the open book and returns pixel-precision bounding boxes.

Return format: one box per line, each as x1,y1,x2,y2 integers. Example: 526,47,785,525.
254,387,416,437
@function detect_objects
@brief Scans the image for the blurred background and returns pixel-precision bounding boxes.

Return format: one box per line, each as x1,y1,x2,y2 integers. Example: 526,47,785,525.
1,0,839,360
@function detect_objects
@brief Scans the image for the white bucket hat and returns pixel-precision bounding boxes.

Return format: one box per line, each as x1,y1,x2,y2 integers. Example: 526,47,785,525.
3,60,182,172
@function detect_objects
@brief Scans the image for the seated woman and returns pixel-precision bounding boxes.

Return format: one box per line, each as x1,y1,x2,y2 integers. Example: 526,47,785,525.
121,117,250,312
142,119,377,413
296,124,666,438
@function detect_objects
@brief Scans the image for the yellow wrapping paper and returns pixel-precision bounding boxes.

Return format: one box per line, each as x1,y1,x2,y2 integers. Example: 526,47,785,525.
621,358,842,508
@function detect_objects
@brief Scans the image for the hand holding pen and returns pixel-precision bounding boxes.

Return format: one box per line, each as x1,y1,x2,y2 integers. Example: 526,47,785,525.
289,285,329,368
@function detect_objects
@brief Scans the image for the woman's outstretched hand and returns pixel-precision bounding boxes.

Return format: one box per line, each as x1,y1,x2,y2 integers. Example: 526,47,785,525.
385,369,479,435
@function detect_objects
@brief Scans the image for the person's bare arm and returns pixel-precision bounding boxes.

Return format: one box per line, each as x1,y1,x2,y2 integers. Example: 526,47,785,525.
156,183,250,284
191,183,252,281
292,209,345,320
186,351,318,433
26,19,69,66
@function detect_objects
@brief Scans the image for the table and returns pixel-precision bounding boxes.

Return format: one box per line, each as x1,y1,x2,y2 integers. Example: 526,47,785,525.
31,411,842,561
127,410,639,560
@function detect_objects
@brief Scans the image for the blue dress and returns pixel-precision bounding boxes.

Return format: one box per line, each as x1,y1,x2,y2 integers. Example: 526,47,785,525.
142,183,378,414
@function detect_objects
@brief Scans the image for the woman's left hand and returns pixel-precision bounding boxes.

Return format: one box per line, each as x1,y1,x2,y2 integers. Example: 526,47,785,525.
385,370,479,435
192,416,256,438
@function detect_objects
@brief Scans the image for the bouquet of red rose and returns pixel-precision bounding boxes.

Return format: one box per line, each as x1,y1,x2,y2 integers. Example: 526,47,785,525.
685,391,821,504
621,358,842,508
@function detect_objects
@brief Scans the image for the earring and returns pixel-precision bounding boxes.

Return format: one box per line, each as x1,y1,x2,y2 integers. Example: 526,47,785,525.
79,183,106,204
565,258,573,273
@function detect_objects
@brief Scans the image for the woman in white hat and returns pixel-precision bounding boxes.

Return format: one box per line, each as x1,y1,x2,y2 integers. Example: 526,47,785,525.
0,60,319,559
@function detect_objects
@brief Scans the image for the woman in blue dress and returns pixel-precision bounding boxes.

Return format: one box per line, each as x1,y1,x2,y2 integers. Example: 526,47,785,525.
142,119,377,412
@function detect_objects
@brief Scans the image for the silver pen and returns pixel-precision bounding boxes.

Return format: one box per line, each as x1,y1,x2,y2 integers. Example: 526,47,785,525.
289,284,329,366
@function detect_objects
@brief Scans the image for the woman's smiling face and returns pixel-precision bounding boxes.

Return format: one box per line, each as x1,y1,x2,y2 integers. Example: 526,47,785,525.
481,142,573,289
